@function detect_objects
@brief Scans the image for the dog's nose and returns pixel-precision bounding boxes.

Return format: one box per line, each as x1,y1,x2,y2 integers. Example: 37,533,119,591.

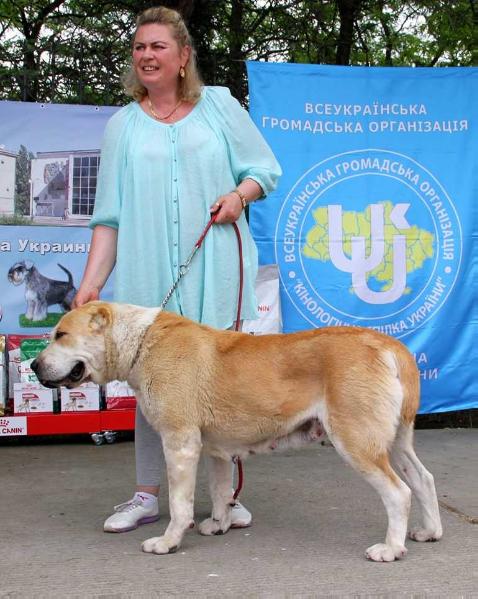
30,358,39,374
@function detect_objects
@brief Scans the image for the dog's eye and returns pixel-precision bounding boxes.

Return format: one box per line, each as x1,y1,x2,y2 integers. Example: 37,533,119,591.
55,331,67,340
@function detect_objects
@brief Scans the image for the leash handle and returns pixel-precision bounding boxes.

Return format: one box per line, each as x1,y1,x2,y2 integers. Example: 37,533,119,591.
204,208,243,330
196,211,218,249
232,221,243,332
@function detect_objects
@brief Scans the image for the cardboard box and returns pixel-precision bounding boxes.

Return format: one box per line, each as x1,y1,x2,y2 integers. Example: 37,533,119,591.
242,265,282,335
60,384,101,412
13,382,59,414
20,338,49,383
105,380,136,410
7,334,49,399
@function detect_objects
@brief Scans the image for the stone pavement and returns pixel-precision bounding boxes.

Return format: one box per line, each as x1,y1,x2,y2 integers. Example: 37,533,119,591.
1,428,477,598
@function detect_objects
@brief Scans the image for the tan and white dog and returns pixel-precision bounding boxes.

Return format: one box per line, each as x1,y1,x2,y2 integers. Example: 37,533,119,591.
31,301,442,561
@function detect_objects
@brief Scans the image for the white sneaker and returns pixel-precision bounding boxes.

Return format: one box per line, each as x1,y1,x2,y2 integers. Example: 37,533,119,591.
104,498,159,533
230,500,252,528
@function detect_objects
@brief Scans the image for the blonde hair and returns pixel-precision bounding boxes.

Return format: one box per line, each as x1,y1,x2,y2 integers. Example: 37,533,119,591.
122,6,203,103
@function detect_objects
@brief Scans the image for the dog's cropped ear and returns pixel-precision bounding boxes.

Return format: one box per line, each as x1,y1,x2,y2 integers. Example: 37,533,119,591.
24,260,34,270
87,303,113,333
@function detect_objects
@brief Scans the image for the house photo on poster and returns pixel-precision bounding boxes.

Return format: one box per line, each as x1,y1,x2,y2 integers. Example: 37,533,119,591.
0,101,118,224
0,101,118,333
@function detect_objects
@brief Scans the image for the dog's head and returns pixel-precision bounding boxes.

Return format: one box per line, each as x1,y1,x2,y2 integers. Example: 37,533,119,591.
31,301,114,388
7,260,33,285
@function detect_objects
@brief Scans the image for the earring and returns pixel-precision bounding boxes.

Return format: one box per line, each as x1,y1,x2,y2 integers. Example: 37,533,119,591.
179,66,185,78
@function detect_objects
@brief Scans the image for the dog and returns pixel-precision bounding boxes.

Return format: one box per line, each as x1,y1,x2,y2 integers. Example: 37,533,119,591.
31,301,443,561
8,261,77,321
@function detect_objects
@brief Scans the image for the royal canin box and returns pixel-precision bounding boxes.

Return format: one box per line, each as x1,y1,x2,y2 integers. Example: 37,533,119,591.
20,338,49,383
7,334,49,399
60,384,101,412
105,380,136,410
13,383,58,414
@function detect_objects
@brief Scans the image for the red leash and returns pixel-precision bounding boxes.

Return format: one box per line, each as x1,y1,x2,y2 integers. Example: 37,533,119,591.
165,211,245,499
230,220,244,498
195,214,244,333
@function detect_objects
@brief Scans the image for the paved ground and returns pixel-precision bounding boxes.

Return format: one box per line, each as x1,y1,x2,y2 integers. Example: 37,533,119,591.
1,428,477,598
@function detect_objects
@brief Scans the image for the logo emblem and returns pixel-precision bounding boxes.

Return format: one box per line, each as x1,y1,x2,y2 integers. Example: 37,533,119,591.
275,149,462,337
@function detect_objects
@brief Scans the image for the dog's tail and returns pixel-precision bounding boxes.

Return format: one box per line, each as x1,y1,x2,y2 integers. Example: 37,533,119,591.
395,344,420,426
57,264,74,289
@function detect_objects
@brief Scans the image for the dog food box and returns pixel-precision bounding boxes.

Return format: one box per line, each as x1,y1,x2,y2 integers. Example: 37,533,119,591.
0,335,6,416
13,382,59,414
60,383,101,412
20,338,50,383
7,334,49,399
105,380,136,410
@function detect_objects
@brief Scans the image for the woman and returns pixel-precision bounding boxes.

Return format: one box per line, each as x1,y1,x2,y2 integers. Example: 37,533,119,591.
74,6,281,533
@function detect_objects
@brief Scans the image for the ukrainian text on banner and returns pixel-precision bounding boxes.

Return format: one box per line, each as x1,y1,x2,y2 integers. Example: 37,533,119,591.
247,62,478,414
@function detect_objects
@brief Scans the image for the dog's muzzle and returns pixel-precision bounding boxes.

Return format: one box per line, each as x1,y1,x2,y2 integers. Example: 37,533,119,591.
31,359,86,389
7,270,22,285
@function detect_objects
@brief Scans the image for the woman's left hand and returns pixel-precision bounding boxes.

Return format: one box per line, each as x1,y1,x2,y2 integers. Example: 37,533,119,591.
210,192,243,224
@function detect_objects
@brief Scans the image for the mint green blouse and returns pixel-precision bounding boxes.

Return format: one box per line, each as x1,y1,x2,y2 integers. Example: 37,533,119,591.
90,86,281,329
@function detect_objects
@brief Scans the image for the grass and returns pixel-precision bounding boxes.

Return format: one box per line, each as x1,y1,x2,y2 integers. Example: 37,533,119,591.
19,313,63,328
0,214,33,226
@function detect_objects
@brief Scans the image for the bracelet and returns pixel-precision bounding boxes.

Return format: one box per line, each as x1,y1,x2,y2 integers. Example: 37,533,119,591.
232,188,247,210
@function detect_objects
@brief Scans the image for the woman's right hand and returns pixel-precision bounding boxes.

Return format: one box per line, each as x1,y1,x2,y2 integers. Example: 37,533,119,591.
72,286,100,309
71,225,118,310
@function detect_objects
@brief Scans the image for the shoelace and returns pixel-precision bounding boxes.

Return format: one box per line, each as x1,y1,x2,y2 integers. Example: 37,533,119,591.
113,498,144,513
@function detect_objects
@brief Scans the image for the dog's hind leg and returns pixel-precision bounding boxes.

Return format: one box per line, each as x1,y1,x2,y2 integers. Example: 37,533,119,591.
329,431,411,562
199,456,234,536
142,428,201,555
391,423,443,542
360,457,411,562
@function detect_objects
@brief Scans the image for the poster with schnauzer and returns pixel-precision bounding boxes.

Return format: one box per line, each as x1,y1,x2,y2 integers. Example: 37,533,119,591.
1,225,114,333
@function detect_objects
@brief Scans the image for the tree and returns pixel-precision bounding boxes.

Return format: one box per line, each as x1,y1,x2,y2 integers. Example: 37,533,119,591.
15,144,33,215
0,1,474,106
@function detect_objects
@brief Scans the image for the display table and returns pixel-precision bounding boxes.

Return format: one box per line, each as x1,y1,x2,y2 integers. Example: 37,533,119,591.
0,409,135,443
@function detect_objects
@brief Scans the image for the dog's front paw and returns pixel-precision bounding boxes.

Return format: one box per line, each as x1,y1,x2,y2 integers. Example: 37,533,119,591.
142,536,178,555
409,527,443,542
199,517,231,536
365,543,407,562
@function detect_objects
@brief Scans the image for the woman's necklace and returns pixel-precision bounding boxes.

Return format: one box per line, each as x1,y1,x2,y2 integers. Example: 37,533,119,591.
147,96,183,121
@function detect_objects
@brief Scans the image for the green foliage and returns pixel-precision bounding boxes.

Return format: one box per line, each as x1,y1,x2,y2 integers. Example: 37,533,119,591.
0,213,32,225
354,0,476,67
0,0,474,106
14,144,33,215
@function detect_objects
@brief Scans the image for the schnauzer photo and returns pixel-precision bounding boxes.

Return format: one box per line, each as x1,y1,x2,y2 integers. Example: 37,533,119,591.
8,261,77,326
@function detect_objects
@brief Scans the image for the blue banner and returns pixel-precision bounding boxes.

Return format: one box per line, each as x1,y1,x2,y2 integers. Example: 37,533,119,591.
247,62,478,413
